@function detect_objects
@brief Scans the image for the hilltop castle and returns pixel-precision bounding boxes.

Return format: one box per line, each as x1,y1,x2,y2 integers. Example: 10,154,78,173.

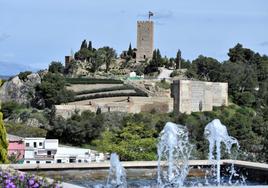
65,19,155,67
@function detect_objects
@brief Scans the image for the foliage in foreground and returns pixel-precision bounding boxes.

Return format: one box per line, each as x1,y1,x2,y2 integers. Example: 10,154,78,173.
0,169,61,188
74,104,267,162
92,122,157,161
0,111,8,164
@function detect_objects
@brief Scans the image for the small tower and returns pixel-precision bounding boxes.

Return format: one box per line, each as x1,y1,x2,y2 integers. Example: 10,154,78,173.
65,49,74,68
136,13,154,61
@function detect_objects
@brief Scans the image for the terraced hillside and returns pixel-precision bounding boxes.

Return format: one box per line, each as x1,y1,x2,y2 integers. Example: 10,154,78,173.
65,78,148,103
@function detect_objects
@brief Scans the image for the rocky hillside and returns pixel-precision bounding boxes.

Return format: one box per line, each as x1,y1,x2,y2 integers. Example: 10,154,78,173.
0,73,41,105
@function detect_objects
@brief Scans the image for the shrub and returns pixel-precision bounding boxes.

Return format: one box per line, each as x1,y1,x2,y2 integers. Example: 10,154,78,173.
72,89,148,102
48,61,64,74
1,101,26,119
18,71,32,81
75,85,134,95
156,79,170,89
237,91,256,107
34,73,75,108
5,123,47,137
65,78,123,84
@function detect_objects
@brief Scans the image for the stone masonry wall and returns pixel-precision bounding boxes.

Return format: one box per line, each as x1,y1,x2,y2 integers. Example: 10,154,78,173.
136,21,154,61
55,97,173,119
171,80,228,114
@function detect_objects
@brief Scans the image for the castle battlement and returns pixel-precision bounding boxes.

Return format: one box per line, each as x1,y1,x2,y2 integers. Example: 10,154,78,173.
137,21,153,24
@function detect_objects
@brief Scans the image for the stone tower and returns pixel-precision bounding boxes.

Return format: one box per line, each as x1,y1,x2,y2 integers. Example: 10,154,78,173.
136,21,154,61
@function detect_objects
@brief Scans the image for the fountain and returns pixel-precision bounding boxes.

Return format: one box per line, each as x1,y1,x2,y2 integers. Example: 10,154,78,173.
25,120,268,187
106,153,127,188
204,119,240,185
157,122,193,187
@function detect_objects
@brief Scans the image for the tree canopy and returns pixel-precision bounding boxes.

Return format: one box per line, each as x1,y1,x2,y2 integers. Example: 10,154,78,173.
48,62,64,74
34,73,74,108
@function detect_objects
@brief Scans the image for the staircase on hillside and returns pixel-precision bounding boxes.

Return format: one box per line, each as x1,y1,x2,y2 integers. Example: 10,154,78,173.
125,80,159,97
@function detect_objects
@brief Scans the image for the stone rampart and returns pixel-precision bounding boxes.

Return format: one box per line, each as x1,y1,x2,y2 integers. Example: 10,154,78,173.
171,80,228,114
55,97,173,119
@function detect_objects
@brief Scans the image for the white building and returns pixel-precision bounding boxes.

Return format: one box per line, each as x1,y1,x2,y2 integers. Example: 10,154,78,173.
129,71,137,78
54,146,104,163
24,138,106,164
24,138,58,164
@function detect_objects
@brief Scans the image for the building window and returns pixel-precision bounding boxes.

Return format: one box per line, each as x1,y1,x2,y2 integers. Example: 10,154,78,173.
26,143,30,147
57,159,62,163
46,161,52,164
39,142,42,146
34,152,37,155
47,151,51,156
34,142,37,148
26,161,30,164
78,160,82,163
69,158,76,163
36,161,40,164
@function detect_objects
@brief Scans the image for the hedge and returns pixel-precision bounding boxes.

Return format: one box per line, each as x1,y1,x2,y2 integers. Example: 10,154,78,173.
70,88,148,102
75,85,134,95
65,78,123,84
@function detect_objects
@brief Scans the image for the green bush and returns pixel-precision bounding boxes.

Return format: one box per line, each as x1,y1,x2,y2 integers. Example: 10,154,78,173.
156,79,170,89
65,78,123,84
48,61,64,74
237,91,256,107
93,122,157,161
47,111,104,146
5,123,47,137
34,73,75,108
1,101,26,119
73,89,148,101
75,85,134,95
18,71,32,81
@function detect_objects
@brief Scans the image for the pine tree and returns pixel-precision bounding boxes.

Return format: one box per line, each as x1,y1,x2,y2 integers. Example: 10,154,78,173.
0,103,9,163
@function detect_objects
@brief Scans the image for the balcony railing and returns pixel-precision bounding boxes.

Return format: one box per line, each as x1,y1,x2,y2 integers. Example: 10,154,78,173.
33,155,54,159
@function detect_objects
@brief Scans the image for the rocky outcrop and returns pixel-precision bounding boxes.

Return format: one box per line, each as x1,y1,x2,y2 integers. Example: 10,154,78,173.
25,118,44,128
0,73,41,104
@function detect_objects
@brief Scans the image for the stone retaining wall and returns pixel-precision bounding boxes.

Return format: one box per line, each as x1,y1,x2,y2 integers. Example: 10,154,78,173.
55,97,173,119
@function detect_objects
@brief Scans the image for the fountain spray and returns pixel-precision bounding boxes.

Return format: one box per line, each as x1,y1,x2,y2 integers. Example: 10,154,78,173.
204,119,239,185
157,122,193,187
106,153,127,188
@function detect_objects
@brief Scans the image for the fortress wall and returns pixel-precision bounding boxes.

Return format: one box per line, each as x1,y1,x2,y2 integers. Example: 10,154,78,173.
172,80,228,114
129,97,173,114
55,105,96,119
55,97,173,119
212,83,228,106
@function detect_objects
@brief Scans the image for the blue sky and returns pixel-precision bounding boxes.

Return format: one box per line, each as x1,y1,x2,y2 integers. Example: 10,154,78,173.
0,0,268,75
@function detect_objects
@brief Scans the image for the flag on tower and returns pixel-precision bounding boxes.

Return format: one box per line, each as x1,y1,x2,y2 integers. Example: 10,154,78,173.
149,11,154,20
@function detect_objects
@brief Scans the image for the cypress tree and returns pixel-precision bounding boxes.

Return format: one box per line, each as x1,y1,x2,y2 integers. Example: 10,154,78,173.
88,41,93,51
0,100,9,164
127,43,133,57
80,40,88,50
175,49,182,69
